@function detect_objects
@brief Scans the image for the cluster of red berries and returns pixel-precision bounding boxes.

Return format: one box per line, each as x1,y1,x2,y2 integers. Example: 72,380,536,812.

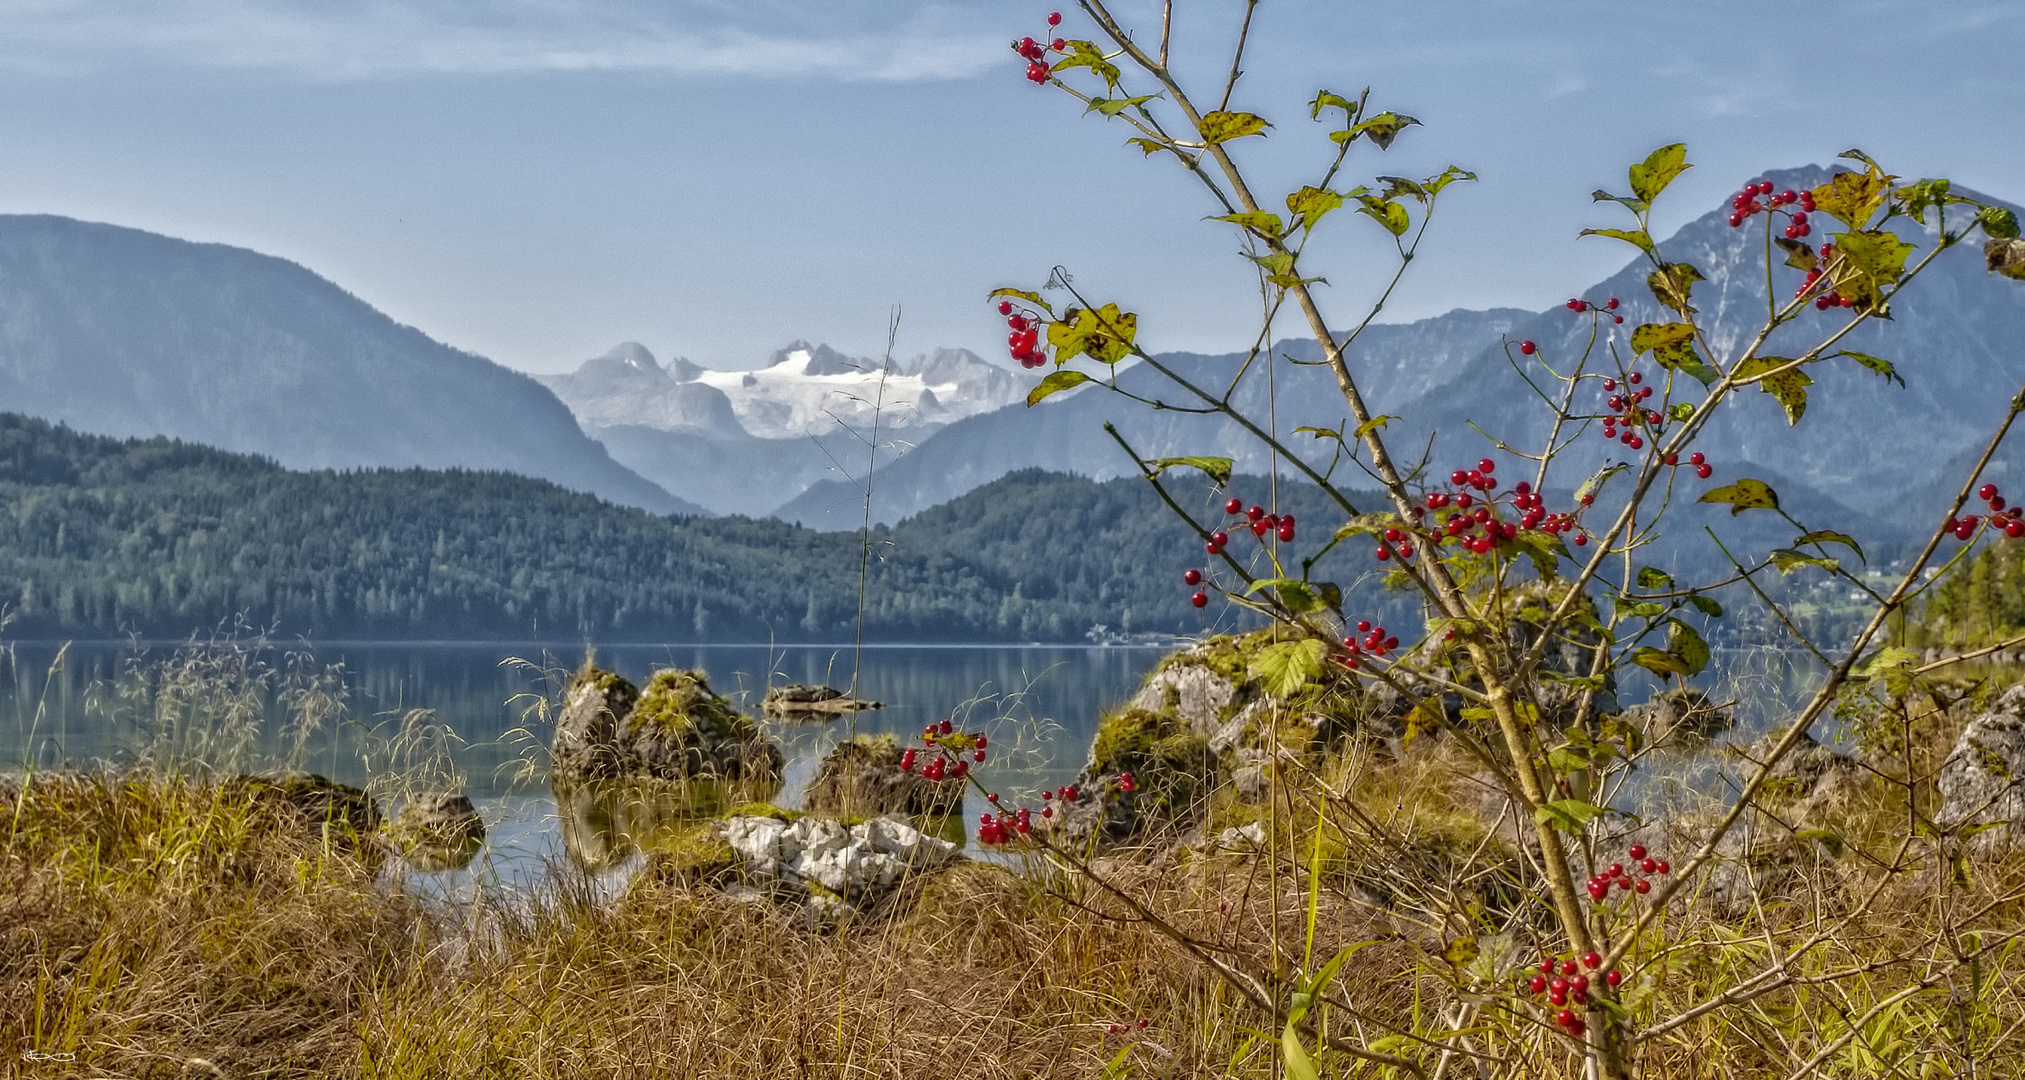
1182,567,1209,608
1555,295,1624,325
1598,371,1661,451
1796,243,1855,311
1339,619,1398,670
1204,497,1295,561
996,300,1049,369
899,718,984,782
975,775,1130,846
1950,484,2025,541
1662,450,1713,480
1523,952,1628,1039
1728,180,1814,233
1012,12,1065,84
1584,843,1670,902
1105,1019,1151,1036
1418,459,1590,554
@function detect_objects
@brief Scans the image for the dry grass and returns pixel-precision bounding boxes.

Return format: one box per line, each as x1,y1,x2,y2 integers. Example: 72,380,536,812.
5,688,2025,1078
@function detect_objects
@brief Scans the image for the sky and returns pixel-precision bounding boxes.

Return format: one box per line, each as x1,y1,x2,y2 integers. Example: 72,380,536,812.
0,1,2019,375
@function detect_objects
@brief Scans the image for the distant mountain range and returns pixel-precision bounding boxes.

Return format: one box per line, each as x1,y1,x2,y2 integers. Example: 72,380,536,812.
540,340,1035,517
0,215,699,515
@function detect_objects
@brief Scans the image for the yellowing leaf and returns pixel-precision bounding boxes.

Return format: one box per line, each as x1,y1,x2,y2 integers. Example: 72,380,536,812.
1698,478,1780,515
1580,227,1654,253
1146,456,1234,486
1631,322,1718,385
1732,357,1811,425
1628,143,1691,204
1631,647,1693,677
1047,304,1138,365
1025,369,1090,406
1280,1022,1321,1080
1831,229,1916,312
1352,415,1395,438
1048,40,1120,88
1833,349,1903,386
1647,262,1704,317
1084,93,1158,117
1308,89,1359,121
986,287,1053,315
1795,529,1866,563
1198,110,1271,144
1285,186,1344,231
1667,618,1710,676
1987,238,2025,281
1811,167,1894,229
1348,111,1418,149
1356,195,1410,236
1209,210,1284,236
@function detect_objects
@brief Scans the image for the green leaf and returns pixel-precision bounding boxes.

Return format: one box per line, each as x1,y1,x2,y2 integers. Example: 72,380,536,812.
1210,210,1285,236
1732,357,1811,425
1332,512,1399,541
1647,262,1704,317
1285,186,1345,232
1355,195,1410,237
1249,639,1327,698
1376,175,1428,203
1575,462,1628,506
1085,93,1159,117
1293,425,1342,441
1628,143,1691,204
987,287,1054,315
1047,303,1138,364
1667,618,1710,676
1981,206,2021,240
1688,594,1724,618
1637,566,1674,589
1831,229,1916,312
1244,251,1297,278
1770,548,1839,574
1308,90,1360,122
1146,456,1234,486
1795,529,1866,564
1246,578,1326,615
1534,798,1608,833
1347,111,1418,149
1098,1044,1134,1080
1352,415,1395,438
1198,110,1271,144
1617,599,1667,619
1514,530,1570,580
1832,349,1903,387
1631,647,1693,677
1895,177,1958,225
1988,238,2025,281
1699,478,1780,515
1812,166,1894,229
1280,1022,1321,1080
1580,227,1655,253
1025,369,1091,406
1423,165,1476,194
1631,322,1719,385
1126,137,1170,157
1592,189,1649,215
1668,402,1696,422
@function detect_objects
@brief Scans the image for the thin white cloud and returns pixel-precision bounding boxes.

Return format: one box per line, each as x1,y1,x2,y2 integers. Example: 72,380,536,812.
0,0,1006,80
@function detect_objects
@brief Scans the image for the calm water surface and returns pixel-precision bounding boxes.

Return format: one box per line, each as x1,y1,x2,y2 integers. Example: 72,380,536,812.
0,640,1167,892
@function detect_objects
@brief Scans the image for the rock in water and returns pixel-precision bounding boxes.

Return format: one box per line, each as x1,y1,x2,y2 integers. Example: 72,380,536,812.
802,735,962,818
223,772,382,842
390,792,486,871
1939,684,2025,850
551,665,783,785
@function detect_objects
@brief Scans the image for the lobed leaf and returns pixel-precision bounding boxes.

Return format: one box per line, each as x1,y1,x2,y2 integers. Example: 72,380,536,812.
1832,229,1916,313
1210,210,1285,236
1647,262,1704,317
1732,357,1812,425
1628,143,1691,204
1249,639,1327,698
1348,111,1418,149
1047,303,1138,365
1775,237,1818,271
1811,167,1895,229
1832,349,1903,386
1631,321,1718,385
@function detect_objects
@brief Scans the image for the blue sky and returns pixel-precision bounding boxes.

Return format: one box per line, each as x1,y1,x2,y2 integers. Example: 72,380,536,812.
0,1,2019,373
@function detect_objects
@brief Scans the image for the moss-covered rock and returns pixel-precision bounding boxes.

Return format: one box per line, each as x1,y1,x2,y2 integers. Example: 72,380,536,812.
386,792,486,871
552,665,784,787
803,734,963,818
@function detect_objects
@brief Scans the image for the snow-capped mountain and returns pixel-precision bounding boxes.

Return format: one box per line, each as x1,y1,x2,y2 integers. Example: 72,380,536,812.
541,340,1036,515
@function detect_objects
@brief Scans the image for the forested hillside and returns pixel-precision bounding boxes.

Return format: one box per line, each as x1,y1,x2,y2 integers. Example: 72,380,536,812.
0,415,1360,642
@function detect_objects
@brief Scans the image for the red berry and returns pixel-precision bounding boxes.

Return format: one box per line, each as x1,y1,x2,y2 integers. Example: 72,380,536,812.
1183,568,1201,586
1211,530,1228,547
1561,960,1578,976
1641,858,1657,873
997,300,1013,316
1191,592,1207,608
1605,297,1619,310
1627,371,1642,385
1051,38,1065,50
1247,505,1264,521
1519,340,1537,355
1696,464,1712,479
1277,523,1295,542
1048,10,1062,25
1582,951,1602,969
1689,452,1705,466
1980,483,1999,500
1375,546,1391,562
1539,958,1556,974
1478,458,1496,474
1557,1009,1576,1027
1635,878,1652,894
1550,977,1569,994
1628,844,1647,860
1655,860,1670,874
1529,975,1548,994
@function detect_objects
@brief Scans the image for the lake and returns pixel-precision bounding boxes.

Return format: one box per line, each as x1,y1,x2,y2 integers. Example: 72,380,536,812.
0,638,1170,891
